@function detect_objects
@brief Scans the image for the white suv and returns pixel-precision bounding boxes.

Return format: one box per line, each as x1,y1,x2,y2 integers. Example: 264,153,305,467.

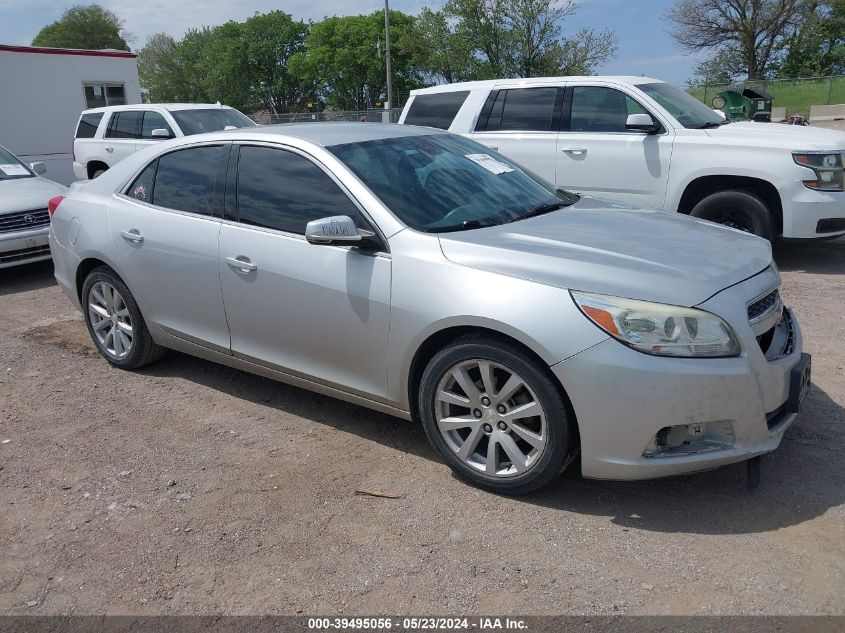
399,76,845,240
72,103,256,181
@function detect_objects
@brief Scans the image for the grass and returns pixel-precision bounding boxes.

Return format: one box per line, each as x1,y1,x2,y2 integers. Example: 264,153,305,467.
687,76,845,118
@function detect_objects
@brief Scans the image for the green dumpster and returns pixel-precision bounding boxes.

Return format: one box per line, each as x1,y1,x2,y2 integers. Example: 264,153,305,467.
712,85,773,122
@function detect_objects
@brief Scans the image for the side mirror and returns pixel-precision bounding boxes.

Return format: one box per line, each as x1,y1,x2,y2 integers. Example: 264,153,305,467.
626,113,660,134
30,161,47,175
305,215,363,245
151,128,172,138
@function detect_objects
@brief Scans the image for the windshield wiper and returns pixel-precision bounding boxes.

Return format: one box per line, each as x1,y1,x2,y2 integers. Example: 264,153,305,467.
512,191,580,222
696,120,730,129
426,219,500,233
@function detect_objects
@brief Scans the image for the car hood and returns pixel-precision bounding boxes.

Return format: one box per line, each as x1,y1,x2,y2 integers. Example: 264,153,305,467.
0,177,67,215
706,121,845,149
437,197,772,307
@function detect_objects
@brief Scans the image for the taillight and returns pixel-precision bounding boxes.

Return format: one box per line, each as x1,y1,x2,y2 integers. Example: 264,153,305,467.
48,196,65,219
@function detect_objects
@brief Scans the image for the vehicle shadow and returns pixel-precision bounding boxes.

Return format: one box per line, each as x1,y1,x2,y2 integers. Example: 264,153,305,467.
141,352,844,536
0,259,56,296
773,236,845,275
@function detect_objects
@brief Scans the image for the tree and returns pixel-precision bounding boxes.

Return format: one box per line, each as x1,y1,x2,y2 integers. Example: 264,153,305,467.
32,4,130,51
778,0,845,76
139,12,316,114
414,0,617,80
403,8,479,83
667,0,811,80
301,11,423,110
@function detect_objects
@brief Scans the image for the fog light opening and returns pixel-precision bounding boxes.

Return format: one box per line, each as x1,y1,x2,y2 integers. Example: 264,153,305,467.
644,421,735,458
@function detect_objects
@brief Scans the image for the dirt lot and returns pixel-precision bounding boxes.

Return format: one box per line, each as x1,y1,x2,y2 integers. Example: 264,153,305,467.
1,239,844,617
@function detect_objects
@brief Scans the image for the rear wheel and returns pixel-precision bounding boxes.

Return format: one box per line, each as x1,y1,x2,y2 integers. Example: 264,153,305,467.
690,189,775,240
418,335,573,495
81,266,166,369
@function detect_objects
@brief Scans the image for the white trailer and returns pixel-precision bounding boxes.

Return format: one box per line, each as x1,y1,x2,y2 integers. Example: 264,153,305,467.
0,44,142,185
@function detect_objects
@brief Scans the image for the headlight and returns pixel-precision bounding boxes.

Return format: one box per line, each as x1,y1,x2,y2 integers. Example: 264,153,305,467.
793,151,844,191
571,291,741,358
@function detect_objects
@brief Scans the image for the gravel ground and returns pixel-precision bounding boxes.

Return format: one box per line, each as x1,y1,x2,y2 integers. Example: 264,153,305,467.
1,239,844,617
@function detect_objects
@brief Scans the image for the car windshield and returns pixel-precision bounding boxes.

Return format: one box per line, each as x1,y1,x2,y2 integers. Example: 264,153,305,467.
638,82,727,129
328,133,576,232
170,108,256,135
0,146,33,180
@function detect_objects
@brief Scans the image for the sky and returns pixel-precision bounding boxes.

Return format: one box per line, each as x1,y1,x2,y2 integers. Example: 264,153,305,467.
0,0,704,86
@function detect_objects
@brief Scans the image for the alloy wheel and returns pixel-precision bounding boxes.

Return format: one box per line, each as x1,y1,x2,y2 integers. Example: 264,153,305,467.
87,281,134,360
435,359,547,477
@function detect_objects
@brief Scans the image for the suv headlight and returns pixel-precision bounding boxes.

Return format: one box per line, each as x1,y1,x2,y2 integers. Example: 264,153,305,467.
571,291,741,358
793,151,844,191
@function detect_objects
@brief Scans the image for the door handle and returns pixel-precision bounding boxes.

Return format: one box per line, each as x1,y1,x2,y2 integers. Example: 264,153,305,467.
120,229,143,243
488,145,499,151
561,146,588,155
226,256,257,273
105,146,114,153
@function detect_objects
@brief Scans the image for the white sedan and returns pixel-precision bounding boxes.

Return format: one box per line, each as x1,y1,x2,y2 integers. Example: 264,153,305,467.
1,145,67,268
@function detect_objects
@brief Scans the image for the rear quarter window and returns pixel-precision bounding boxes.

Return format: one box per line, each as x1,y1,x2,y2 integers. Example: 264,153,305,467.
404,92,470,130
76,113,104,139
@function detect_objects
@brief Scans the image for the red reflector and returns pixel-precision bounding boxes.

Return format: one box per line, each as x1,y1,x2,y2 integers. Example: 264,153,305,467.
47,195,65,219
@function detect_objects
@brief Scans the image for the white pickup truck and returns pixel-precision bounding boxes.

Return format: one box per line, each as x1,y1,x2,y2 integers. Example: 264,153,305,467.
398,76,845,241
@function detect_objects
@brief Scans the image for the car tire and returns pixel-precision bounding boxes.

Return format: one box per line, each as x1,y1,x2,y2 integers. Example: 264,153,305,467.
81,266,167,369
690,189,775,241
418,334,574,495
92,168,107,179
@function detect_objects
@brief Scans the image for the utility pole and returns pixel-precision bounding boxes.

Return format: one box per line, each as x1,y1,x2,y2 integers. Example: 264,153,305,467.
384,0,393,120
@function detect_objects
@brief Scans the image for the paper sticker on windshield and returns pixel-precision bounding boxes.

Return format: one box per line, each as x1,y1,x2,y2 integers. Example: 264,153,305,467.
0,164,29,176
464,154,514,175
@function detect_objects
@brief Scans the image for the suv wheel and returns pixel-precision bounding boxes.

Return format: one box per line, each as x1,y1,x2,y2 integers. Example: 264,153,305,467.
418,335,573,494
690,189,775,240
82,266,167,369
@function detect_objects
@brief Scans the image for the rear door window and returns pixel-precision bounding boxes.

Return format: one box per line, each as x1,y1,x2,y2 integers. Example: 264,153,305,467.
404,92,470,130
126,161,157,203
152,145,228,216
106,111,142,139
76,113,103,139
476,87,560,132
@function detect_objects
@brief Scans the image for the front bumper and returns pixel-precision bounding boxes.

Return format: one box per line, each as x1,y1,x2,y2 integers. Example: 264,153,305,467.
0,226,51,269
780,180,845,239
553,268,805,480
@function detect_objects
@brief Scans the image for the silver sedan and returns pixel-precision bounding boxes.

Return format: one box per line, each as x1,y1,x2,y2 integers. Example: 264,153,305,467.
1,144,66,268
48,123,810,494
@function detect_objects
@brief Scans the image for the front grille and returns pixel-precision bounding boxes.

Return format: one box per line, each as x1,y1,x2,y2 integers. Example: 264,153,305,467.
0,245,51,264
748,289,781,323
756,308,796,361
0,209,49,234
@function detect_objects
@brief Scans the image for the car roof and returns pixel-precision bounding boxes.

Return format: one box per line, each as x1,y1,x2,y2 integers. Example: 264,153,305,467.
203,122,444,147
409,76,665,95
81,103,234,114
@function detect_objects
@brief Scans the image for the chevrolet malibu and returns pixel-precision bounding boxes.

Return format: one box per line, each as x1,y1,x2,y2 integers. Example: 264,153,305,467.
48,124,810,494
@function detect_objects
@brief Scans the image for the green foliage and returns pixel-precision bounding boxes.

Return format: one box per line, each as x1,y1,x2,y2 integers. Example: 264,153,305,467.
136,3,616,113
301,11,423,110
412,0,616,80
32,4,130,51
777,0,845,77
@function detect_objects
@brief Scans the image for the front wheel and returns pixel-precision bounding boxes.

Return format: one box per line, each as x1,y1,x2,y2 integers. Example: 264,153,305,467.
690,189,775,241
81,266,167,369
418,335,574,495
